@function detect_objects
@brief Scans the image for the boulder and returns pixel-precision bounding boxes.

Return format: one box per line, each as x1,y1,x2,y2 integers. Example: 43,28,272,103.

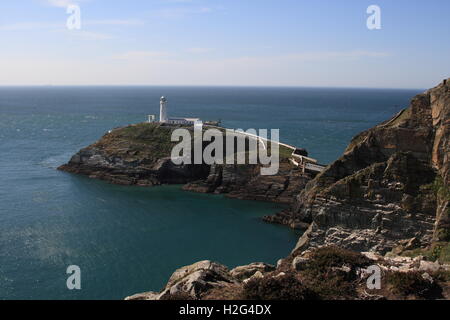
242,271,264,284
419,260,441,273
230,262,275,281
422,272,434,284
292,256,309,271
125,291,160,301
159,260,236,300
361,251,383,261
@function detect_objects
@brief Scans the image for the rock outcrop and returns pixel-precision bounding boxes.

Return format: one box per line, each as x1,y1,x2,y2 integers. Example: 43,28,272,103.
57,78,449,300
229,262,276,281
126,246,450,300
430,81,450,241
59,123,314,204
125,261,238,300
285,79,450,255
183,161,312,204
59,123,211,186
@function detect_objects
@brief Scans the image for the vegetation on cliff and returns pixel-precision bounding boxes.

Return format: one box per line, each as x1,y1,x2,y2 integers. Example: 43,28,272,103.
108,123,180,160
126,79,450,301
59,122,313,204
58,79,450,300
127,246,450,301
287,78,450,256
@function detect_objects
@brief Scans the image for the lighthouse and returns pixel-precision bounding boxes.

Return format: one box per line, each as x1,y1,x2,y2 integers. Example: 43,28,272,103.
160,96,168,123
156,96,201,125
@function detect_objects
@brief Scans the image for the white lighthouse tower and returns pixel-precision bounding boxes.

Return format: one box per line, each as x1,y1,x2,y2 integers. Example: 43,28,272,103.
154,96,201,125
160,96,168,123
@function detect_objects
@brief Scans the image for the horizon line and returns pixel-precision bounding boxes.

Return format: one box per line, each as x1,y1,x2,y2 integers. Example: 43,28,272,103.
0,84,426,91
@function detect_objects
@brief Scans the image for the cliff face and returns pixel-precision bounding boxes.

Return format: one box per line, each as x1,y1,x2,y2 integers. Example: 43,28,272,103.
59,123,312,204
126,247,450,301
288,79,450,254
124,79,450,301
60,80,449,249
430,82,450,241
59,123,211,185
183,162,312,204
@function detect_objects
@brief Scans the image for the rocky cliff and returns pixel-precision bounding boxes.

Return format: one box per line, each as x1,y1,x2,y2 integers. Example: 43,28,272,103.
59,123,312,204
59,123,211,185
58,79,450,300
126,247,450,301
183,161,312,204
126,79,450,301
286,79,450,255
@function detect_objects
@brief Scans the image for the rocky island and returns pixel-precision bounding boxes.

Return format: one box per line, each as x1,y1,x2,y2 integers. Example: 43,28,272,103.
59,79,450,300
58,123,314,205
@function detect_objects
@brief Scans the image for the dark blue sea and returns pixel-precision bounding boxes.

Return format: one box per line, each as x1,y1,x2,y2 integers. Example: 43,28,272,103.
0,86,422,299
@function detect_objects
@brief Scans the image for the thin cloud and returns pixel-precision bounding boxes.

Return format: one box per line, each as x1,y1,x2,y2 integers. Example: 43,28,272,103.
111,49,390,64
186,47,214,54
285,51,391,61
113,51,172,60
0,22,62,31
0,19,144,32
66,30,114,40
84,19,145,26
154,6,214,19
44,0,79,8
0,49,398,86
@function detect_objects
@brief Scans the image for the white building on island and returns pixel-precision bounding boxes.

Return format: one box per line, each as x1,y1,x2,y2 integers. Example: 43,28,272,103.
158,96,201,125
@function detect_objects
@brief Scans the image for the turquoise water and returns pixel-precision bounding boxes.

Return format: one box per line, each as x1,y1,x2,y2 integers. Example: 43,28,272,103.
0,86,421,299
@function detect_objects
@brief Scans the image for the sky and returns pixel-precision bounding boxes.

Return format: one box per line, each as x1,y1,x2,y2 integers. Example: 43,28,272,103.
0,0,449,88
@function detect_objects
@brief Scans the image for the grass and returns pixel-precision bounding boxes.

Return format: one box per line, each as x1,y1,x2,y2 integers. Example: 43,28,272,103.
242,274,317,300
101,123,182,161
279,145,295,160
432,174,450,241
433,175,450,201
403,242,450,263
99,123,299,169
299,246,372,299
386,271,441,299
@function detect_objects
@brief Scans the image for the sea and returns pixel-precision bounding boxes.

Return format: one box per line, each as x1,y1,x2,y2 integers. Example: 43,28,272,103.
0,86,422,299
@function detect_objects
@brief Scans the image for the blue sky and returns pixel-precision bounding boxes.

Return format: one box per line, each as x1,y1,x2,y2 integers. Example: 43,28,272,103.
0,0,449,88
